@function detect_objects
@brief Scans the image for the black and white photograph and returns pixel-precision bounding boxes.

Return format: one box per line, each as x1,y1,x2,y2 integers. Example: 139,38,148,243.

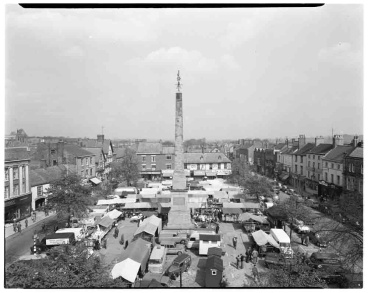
3,1,364,289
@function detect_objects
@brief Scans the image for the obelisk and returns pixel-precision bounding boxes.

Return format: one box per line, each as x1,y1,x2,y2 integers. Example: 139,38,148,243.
167,71,194,229
172,71,187,190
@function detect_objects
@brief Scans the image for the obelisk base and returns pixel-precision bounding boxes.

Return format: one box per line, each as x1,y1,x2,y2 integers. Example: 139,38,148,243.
166,191,195,229
172,170,187,191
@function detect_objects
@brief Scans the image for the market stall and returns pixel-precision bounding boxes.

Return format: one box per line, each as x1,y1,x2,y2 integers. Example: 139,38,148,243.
251,230,280,257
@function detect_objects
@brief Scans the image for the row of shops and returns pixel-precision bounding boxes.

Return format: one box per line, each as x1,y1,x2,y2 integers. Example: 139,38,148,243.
140,169,231,181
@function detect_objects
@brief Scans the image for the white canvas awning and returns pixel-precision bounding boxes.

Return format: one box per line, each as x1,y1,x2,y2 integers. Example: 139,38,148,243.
111,258,141,282
106,209,122,219
90,177,102,184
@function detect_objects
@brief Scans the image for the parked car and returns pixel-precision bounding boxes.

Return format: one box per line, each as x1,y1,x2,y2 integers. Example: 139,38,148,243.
308,231,329,247
308,252,345,283
160,240,186,255
165,253,191,280
130,214,143,222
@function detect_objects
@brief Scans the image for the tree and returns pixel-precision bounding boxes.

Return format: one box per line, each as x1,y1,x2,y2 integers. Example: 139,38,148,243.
5,244,129,288
110,148,140,187
46,173,92,224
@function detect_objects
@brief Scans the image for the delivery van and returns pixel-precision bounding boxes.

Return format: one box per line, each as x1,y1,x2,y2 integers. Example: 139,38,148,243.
186,230,216,249
44,232,76,247
159,230,188,245
270,228,293,258
148,245,167,274
56,228,87,241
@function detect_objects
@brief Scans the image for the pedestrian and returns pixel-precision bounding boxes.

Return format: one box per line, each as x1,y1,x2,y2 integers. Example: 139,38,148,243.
42,222,46,232
125,240,129,249
25,218,28,228
122,213,126,221
252,249,259,265
54,225,59,232
33,211,37,221
301,233,305,245
252,264,259,282
232,236,237,249
103,238,107,249
120,234,125,246
246,247,251,263
215,224,219,234
17,222,22,233
114,226,119,238
305,234,310,247
13,219,17,232
240,254,245,269
236,255,240,269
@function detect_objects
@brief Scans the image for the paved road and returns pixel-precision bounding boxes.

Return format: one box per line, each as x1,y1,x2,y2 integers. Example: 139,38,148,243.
5,215,66,266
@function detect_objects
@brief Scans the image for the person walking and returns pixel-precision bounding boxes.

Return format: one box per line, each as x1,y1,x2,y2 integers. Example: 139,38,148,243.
232,236,238,249
252,249,259,265
120,234,125,246
246,247,251,263
42,222,46,232
252,264,259,283
13,219,17,232
240,254,245,269
103,238,107,249
33,211,37,221
236,255,240,270
305,234,310,247
17,222,22,233
25,218,28,228
114,226,119,239
124,240,129,249
215,224,220,234
301,233,305,245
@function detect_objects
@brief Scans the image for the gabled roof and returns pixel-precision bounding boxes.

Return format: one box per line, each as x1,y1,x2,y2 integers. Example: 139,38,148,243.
162,146,175,154
29,165,76,187
137,142,162,154
114,147,127,159
307,143,334,155
81,140,113,154
200,234,221,241
293,143,316,155
282,146,298,155
183,152,231,164
347,147,363,159
206,255,224,271
64,144,95,157
122,238,151,265
83,147,105,162
236,143,254,150
5,148,31,161
323,145,355,163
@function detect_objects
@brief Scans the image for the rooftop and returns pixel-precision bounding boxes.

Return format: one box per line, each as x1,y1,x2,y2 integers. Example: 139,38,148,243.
137,142,163,154
64,144,95,157
324,145,356,162
307,143,334,155
5,148,31,161
347,147,363,159
294,143,316,155
183,152,231,164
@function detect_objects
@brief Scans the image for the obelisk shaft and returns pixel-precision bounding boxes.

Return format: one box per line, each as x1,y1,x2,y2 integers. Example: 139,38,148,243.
172,92,186,190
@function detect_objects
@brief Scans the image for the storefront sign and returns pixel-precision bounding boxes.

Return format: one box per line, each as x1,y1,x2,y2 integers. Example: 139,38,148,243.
5,193,32,207
46,238,70,245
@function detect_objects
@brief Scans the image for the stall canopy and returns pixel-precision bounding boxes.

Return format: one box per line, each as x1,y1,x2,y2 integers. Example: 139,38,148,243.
111,258,141,282
124,202,154,209
243,202,260,209
96,216,114,228
106,209,122,220
206,171,217,177
251,230,279,248
194,170,206,176
222,208,242,214
90,177,101,185
97,198,135,206
208,247,223,258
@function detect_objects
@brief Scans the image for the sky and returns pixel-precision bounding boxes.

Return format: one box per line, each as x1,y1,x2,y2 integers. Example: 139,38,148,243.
4,3,364,140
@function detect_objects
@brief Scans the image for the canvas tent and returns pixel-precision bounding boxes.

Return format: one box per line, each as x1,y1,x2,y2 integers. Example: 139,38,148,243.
111,258,141,282
251,230,279,248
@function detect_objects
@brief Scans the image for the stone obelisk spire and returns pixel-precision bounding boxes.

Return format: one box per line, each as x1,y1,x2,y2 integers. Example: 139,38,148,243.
172,70,186,190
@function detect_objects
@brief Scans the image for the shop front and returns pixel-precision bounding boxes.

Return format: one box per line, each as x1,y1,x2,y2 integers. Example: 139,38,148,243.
5,193,32,223
318,181,343,200
35,196,47,210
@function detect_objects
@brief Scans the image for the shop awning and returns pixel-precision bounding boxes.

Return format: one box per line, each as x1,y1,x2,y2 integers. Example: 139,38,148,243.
217,170,229,176
206,171,217,177
194,170,206,176
140,171,161,175
90,177,101,184
106,209,122,220
96,216,114,228
252,230,279,248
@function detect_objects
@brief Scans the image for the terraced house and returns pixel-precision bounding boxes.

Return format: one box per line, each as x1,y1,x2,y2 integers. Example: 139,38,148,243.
344,143,363,195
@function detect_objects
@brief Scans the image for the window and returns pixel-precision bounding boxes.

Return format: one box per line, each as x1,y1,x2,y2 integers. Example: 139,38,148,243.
22,180,26,194
142,156,146,162
325,162,328,167
13,184,19,196
151,156,156,162
295,165,298,173
81,159,84,166
166,164,172,170
337,175,340,185
13,167,19,180
218,155,222,160
308,161,310,167
86,158,89,165
301,157,303,163
308,155,310,159
5,168,9,181
5,186,10,199
312,162,315,168
166,155,172,160
37,186,43,197
22,166,26,178
142,164,146,171
218,163,221,169
325,173,327,181
90,169,93,175
313,155,315,159
318,163,320,169
200,156,204,161
53,160,57,166
352,164,355,173
301,166,303,175
151,164,156,170
331,174,334,184
51,149,56,155
318,156,320,160
318,174,320,181
211,269,217,276
90,157,93,165
308,171,310,178
331,163,334,169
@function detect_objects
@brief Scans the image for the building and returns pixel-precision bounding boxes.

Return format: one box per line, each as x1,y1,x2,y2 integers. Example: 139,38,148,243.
305,137,334,196
63,145,96,179
290,142,315,193
4,148,32,223
320,144,355,199
204,255,224,287
234,139,263,164
254,148,266,175
344,145,363,195
29,165,76,210
183,152,231,179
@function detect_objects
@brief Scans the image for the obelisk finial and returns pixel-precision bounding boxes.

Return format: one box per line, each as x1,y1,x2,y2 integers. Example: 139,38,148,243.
176,70,182,92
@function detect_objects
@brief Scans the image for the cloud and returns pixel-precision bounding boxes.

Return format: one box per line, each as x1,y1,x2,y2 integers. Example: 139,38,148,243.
220,54,240,70
318,42,361,68
62,45,85,58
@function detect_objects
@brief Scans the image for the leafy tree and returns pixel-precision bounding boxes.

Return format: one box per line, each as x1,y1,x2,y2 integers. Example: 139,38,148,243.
5,244,129,288
110,148,140,187
46,173,92,224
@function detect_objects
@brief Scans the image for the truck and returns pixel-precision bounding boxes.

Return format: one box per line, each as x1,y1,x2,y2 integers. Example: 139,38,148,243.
44,232,76,247
158,230,188,245
270,228,293,258
186,230,216,250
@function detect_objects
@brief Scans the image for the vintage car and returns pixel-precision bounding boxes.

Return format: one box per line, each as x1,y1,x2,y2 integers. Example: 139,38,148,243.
165,253,192,280
308,230,329,247
160,240,186,255
308,252,345,282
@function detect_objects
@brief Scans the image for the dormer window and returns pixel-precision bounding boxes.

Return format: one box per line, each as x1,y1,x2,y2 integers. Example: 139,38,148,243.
200,156,204,161
218,156,222,161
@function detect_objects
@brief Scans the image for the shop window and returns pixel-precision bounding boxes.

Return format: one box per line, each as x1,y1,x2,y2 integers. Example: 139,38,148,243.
5,168,9,181
13,167,19,180
13,184,19,196
5,186,10,199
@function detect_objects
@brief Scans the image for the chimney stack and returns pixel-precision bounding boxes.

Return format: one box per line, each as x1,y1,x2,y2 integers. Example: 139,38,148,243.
298,134,306,149
97,134,104,143
332,134,344,148
352,135,359,147
315,136,324,146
